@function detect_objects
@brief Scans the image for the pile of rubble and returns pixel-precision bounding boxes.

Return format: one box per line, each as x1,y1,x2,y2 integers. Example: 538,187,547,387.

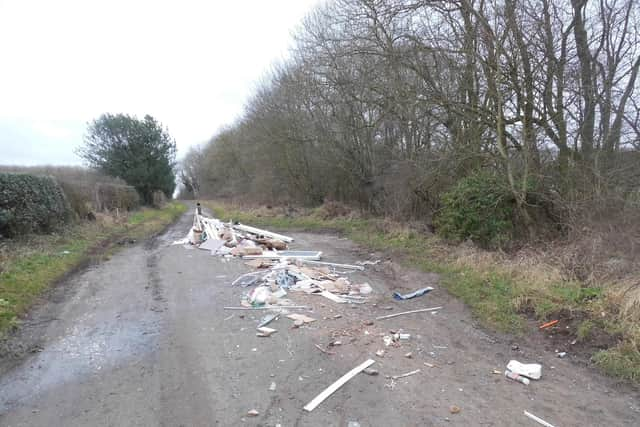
173,208,297,258
233,258,372,308
174,209,373,310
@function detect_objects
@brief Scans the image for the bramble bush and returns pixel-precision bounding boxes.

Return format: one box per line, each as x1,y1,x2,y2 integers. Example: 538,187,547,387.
435,172,514,247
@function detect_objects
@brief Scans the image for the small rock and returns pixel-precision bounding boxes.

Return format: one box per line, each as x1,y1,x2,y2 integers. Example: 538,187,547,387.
329,340,342,346
365,320,374,326
247,409,259,417
333,314,342,319
511,344,519,351
404,352,413,358
450,405,461,414
363,368,379,376
348,422,361,427
375,349,385,357
557,352,567,358
293,319,304,328
269,382,277,391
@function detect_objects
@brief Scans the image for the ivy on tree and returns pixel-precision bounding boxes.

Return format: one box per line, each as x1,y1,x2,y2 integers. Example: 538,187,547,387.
79,114,177,204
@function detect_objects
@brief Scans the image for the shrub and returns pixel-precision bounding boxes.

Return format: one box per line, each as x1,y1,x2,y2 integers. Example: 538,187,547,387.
151,190,167,208
435,172,514,247
95,184,140,212
0,173,71,237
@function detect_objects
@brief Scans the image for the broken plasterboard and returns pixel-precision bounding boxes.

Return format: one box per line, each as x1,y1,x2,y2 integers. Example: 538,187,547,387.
198,238,226,252
243,250,323,261
286,313,316,324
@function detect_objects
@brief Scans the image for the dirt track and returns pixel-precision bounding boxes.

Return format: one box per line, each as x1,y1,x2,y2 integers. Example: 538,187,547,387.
1,205,639,426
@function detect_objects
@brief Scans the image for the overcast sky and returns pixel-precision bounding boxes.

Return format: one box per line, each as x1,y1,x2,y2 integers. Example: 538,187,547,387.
0,0,321,166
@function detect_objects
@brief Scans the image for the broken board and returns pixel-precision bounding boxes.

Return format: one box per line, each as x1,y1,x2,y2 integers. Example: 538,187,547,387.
303,359,375,412
243,250,323,261
286,313,316,324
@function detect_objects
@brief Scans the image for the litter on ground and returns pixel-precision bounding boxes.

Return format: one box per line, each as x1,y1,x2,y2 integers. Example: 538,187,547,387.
303,359,376,412
393,286,434,300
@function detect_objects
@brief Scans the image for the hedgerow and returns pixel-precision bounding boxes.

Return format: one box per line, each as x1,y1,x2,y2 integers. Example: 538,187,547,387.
0,173,71,237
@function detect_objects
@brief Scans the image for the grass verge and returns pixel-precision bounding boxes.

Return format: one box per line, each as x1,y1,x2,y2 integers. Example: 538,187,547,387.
0,202,186,333
204,201,639,382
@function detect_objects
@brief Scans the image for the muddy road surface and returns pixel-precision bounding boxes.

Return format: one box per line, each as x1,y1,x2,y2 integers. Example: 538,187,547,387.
1,205,639,426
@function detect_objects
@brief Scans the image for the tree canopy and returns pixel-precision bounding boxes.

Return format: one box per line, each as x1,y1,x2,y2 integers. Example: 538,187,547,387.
180,0,640,240
79,113,177,204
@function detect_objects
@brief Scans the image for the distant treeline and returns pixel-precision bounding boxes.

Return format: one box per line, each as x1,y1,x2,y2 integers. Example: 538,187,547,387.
180,0,640,243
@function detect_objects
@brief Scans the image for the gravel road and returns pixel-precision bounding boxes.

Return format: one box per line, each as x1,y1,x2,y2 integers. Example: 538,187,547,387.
1,204,639,426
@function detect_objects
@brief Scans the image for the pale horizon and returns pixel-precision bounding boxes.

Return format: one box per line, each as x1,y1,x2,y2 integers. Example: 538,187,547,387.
0,0,322,166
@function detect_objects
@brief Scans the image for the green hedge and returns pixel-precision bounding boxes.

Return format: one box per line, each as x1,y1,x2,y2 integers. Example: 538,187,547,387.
0,173,71,237
435,172,514,247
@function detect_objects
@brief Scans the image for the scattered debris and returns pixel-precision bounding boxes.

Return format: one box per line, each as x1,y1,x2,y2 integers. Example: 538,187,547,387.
287,313,316,324
314,344,336,355
257,312,280,328
524,410,557,427
357,259,381,266
231,223,293,243
391,369,421,380
449,405,461,414
505,370,530,385
375,307,443,320
223,305,309,310
256,327,277,337
299,259,365,271
424,362,437,368
303,359,376,412
539,320,559,330
507,360,542,380
393,286,434,300
244,250,323,260
492,369,501,375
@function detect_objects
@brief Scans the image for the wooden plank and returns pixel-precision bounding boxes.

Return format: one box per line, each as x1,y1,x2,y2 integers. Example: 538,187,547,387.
223,305,309,310
286,313,316,323
316,290,348,303
242,251,323,261
232,223,294,243
303,359,375,412
523,411,557,427
299,259,365,271
375,306,443,320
